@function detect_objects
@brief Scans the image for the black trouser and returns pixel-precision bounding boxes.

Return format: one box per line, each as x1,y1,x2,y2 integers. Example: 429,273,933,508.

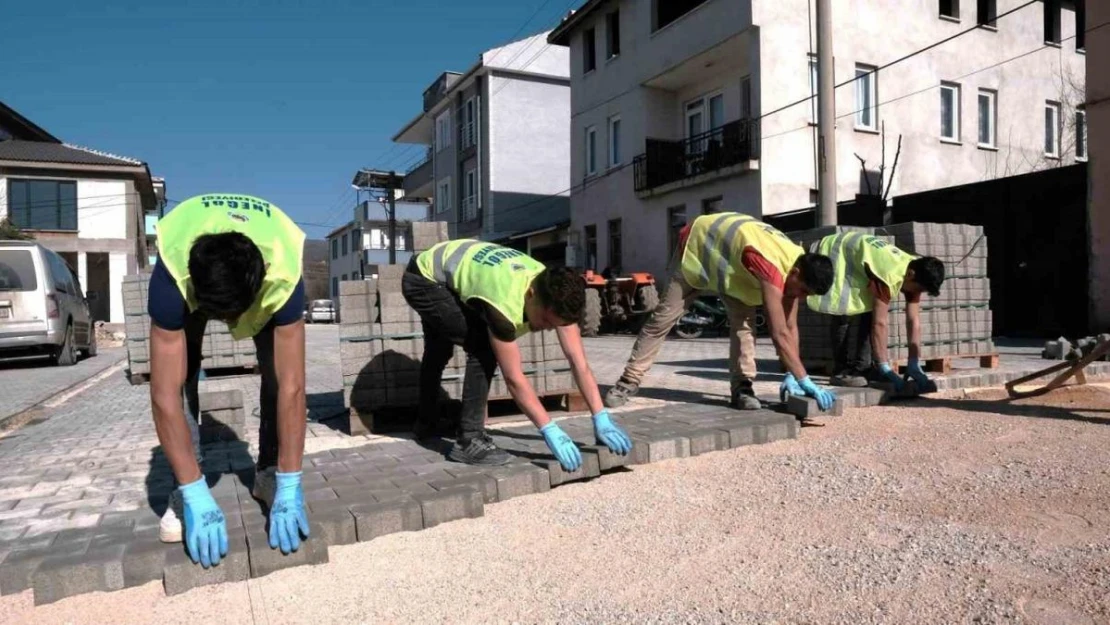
401,258,497,443
181,311,280,478
830,312,873,376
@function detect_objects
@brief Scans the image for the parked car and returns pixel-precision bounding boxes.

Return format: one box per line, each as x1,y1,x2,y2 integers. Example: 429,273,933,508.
0,241,97,365
306,299,336,324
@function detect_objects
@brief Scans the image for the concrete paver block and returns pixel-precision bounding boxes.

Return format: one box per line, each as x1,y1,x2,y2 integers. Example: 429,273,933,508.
32,543,127,605
312,509,358,547
488,464,551,501
245,525,329,579
582,444,631,471
414,486,484,528
1,541,89,595
686,429,731,456
785,395,844,418
428,474,499,504
122,539,173,588
162,530,250,596
350,499,423,541
534,451,602,487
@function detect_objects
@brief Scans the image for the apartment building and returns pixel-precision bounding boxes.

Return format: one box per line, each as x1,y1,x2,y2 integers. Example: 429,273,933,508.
393,32,572,264
550,0,1087,279
0,100,164,326
326,198,430,299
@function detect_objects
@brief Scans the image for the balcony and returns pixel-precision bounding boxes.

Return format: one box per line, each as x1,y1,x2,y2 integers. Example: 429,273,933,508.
633,118,760,196
460,121,477,152
461,195,478,222
403,151,433,199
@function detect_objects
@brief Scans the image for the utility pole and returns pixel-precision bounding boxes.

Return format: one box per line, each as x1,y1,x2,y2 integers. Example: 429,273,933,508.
387,170,397,265
816,0,838,226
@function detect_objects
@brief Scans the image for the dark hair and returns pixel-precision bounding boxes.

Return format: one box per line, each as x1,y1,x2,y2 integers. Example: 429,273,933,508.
796,252,834,296
188,232,266,320
909,256,946,297
533,267,586,324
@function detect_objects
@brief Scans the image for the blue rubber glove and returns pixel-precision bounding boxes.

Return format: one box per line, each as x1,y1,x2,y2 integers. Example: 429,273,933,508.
179,477,228,569
540,422,582,472
906,357,930,387
878,362,905,393
779,373,805,401
593,410,632,455
798,376,837,412
269,471,310,555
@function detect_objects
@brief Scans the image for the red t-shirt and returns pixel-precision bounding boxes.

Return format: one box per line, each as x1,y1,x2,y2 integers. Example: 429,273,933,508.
677,224,785,290
866,267,920,304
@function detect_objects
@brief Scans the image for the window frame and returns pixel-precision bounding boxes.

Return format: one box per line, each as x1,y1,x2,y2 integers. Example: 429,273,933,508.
608,115,622,168
808,55,819,123
939,0,960,20
977,0,997,28
435,110,452,151
436,177,452,214
977,88,997,149
854,64,879,132
1076,109,1088,162
331,238,338,260
6,179,79,232
1045,101,1061,159
939,82,961,143
583,27,597,73
463,168,478,221
586,126,598,176
605,10,621,59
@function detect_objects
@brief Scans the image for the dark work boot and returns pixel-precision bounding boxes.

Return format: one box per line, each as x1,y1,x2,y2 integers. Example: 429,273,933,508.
604,380,639,408
448,434,513,466
830,371,869,388
730,388,762,410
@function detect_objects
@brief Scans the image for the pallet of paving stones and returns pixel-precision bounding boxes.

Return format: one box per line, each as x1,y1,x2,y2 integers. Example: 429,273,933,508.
0,403,799,605
788,223,994,375
123,274,260,385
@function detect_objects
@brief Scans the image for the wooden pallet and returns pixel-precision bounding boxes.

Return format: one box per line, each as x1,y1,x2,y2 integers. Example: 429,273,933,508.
349,390,585,436
915,353,999,375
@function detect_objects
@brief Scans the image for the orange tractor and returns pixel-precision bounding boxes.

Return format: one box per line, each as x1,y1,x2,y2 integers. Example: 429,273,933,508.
580,270,660,337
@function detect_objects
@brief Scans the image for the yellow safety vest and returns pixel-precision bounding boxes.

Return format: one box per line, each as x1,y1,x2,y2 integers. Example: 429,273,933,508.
157,193,306,340
417,239,545,338
680,213,805,306
807,232,916,315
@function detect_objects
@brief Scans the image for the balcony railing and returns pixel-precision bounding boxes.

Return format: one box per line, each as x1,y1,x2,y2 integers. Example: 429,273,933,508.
461,196,478,222
406,148,433,174
460,122,476,150
633,118,760,193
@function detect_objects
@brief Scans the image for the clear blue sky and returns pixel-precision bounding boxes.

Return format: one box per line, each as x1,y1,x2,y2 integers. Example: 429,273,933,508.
5,0,574,239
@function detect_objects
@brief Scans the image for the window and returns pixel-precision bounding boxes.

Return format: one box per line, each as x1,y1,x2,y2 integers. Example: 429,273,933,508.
368,229,385,250
342,274,348,282
435,111,451,151
583,28,597,73
667,206,687,258
607,219,622,272
808,55,819,123
584,225,598,272
1044,0,1061,44
461,98,476,149
977,89,996,148
606,11,621,58
855,64,878,131
702,197,723,214
586,126,598,176
608,116,621,167
654,0,709,31
7,180,78,231
351,228,361,252
685,92,725,154
940,82,960,142
977,0,996,27
341,233,348,256
331,277,339,297
940,0,959,19
1077,0,1086,50
46,253,75,295
436,178,452,214
1076,109,1088,161
463,169,477,221
1045,101,1061,158
740,75,753,120
331,238,338,260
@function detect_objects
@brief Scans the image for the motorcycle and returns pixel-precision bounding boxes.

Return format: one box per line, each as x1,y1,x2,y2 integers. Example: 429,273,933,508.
674,296,766,339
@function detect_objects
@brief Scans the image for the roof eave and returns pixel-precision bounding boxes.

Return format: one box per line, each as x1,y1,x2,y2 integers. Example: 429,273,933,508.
548,0,603,46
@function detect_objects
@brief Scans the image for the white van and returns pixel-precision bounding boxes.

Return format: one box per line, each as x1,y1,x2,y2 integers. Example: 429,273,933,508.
0,241,97,365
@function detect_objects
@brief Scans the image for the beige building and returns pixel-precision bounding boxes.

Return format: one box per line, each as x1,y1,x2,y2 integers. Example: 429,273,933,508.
550,0,1088,279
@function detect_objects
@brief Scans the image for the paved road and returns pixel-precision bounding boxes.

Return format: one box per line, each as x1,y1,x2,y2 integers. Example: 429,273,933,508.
0,346,126,423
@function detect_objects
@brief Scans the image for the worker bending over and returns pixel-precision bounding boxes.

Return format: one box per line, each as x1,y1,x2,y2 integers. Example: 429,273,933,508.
808,231,946,390
605,212,838,412
402,240,632,469
148,194,309,569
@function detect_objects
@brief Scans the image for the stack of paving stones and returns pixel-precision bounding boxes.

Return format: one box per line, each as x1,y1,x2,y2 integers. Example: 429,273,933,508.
789,223,994,374
0,404,800,605
1042,334,1110,361
122,274,258,382
339,222,574,434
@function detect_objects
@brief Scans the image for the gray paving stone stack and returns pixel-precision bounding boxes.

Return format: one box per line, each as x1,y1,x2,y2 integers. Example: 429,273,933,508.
198,390,247,443
122,273,258,383
412,221,449,253
788,223,994,373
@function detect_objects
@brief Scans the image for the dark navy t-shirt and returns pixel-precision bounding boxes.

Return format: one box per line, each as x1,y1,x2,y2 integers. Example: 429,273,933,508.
147,260,305,331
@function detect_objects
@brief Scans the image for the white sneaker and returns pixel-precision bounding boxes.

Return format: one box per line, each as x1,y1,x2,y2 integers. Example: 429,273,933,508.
252,467,276,508
159,490,183,543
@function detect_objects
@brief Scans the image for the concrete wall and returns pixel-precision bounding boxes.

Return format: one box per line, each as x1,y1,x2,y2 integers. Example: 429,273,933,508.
1088,0,1109,330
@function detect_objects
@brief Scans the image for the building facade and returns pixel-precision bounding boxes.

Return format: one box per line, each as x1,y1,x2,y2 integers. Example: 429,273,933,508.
550,0,1088,279
326,199,430,300
393,32,572,265
0,101,164,326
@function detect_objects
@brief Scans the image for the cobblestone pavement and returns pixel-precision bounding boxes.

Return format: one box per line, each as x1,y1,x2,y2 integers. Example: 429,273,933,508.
0,346,127,423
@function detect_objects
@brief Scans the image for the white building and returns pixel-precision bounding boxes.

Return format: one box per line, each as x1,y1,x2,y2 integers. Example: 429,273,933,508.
0,101,164,327
549,0,1088,279
393,32,572,264
326,196,430,300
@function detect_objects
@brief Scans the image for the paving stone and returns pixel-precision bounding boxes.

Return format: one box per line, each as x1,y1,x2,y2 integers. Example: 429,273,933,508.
581,444,631,472
633,435,691,464
1,541,88,595
245,524,329,579
321,474,361,489
32,543,127,605
162,530,250,596
414,486,484,528
311,509,358,547
122,539,173,588
428,474,498,504
785,395,844,418
390,477,437,495
534,448,602,486
350,499,423,541
303,488,339,503
685,429,731,456
488,464,551,501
